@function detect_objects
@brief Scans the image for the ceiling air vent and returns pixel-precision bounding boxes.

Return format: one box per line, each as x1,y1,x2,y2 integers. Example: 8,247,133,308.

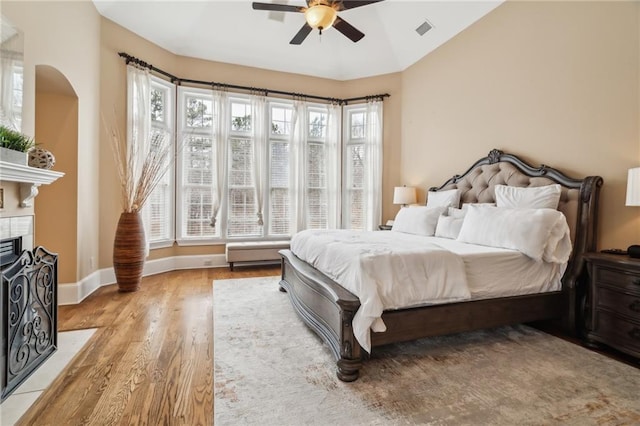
268,11,286,22
415,20,433,36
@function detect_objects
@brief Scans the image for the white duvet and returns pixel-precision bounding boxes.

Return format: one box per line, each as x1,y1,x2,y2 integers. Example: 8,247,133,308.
290,230,471,352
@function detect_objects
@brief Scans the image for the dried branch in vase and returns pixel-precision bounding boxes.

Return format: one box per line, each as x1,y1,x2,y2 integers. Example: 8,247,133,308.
104,116,173,213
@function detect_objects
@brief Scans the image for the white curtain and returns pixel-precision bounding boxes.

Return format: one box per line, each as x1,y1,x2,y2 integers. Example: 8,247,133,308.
363,100,383,231
325,103,341,229
210,90,229,229
126,64,151,255
251,94,267,226
289,100,307,234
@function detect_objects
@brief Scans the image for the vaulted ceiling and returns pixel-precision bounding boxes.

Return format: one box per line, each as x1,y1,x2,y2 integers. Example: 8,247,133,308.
93,0,503,81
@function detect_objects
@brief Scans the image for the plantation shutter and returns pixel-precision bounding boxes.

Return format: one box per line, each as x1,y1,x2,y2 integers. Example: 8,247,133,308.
227,137,260,237
305,108,326,229
306,142,327,229
177,87,217,240
270,140,290,235
342,101,382,231
147,77,175,243
343,107,366,230
268,103,293,236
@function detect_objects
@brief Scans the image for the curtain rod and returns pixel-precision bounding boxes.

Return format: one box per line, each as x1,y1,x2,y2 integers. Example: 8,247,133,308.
118,52,389,105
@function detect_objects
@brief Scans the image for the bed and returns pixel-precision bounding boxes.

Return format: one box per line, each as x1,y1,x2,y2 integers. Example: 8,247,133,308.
278,149,603,381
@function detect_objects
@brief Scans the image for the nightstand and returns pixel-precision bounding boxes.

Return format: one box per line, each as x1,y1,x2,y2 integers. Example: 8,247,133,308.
378,225,392,231
584,253,640,360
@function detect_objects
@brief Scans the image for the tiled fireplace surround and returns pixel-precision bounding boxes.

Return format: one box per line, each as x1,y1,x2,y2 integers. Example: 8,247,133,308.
1,215,34,252
0,160,64,409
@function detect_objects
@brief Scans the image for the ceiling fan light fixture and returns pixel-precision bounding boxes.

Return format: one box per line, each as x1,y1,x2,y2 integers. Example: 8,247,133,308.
304,5,337,30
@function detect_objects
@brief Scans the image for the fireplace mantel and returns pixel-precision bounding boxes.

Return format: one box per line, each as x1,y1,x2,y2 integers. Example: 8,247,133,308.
0,160,64,207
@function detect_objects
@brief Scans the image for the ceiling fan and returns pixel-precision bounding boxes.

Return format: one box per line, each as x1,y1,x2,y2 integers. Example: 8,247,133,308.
252,0,384,45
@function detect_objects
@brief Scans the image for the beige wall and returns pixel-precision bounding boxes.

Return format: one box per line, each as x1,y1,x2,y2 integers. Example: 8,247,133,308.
99,18,402,266
7,0,640,281
35,91,78,284
4,1,102,282
401,0,640,249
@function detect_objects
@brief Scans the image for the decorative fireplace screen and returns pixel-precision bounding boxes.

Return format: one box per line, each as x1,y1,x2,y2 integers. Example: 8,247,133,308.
1,246,58,402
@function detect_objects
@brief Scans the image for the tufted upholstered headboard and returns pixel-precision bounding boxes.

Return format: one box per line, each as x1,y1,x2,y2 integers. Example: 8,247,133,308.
429,149,602,251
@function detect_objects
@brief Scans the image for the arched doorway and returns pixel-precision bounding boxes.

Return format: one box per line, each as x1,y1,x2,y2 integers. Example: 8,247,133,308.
34,65,78,285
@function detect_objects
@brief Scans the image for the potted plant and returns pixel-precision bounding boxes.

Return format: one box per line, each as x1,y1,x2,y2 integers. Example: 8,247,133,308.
0,125,35,165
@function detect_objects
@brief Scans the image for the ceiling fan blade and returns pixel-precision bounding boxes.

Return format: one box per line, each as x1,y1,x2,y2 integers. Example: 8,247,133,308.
252,2,304,13
337,0,384,11
290,23,313,45
333,16,365,43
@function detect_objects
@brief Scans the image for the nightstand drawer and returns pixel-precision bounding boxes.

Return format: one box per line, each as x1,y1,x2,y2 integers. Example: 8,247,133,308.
591,310,640,357
597,287,640,320
595,267,640,293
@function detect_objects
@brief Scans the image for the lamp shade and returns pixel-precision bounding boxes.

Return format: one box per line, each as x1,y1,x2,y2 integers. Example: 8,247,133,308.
627,167,640,206
393,186,417,205
304,5,337,30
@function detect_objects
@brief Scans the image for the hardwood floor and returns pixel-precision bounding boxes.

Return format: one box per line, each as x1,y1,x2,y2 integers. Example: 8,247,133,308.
19,264,637,425
17,265,279,426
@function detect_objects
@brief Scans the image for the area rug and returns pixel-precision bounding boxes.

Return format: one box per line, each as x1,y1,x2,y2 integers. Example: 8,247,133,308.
213,277,640,425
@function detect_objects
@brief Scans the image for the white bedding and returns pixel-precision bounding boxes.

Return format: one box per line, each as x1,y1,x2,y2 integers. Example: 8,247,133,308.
291,230,471,352
425,237,565,299
290,230,567,353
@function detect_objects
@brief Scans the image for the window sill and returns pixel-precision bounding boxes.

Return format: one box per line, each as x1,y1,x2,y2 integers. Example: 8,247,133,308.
176,237,292,246
150,240,175,250
176,239,225,247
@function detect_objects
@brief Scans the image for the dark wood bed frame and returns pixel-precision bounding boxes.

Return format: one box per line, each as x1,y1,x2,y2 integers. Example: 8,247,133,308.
279,149,603,382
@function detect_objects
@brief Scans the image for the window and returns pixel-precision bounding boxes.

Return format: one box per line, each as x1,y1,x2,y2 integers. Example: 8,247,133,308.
161,89,379,244
306,108,329,229
11,62,22,130
343,103,383,231
227,97,260,238
146,77,175,245
177,87,217,242
343,108,366,230
0,59,23,131
269,104,293,236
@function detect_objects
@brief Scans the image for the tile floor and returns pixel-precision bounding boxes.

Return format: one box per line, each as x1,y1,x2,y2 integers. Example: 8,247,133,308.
0,328,97,425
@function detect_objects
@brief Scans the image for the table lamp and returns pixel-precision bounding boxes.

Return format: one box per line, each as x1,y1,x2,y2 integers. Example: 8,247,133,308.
393,186,417,207
626,167,640,258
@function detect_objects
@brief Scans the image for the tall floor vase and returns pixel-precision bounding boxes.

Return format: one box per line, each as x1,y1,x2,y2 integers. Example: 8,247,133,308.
113,211,145,292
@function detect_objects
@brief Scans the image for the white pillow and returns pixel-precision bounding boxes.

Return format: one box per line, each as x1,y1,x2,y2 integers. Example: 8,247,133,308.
391,206,446,236
447,207,466,219
462,202,496,209
435,214,465,239
448,203,495,219
456,205,572,262
426,189,461,209
495,184,562,209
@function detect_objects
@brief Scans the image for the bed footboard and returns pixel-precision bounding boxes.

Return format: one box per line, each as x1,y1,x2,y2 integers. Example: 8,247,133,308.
279,249,363,381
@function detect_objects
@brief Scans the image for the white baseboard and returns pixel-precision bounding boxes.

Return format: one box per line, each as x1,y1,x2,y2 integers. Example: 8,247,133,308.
58,253,228,305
